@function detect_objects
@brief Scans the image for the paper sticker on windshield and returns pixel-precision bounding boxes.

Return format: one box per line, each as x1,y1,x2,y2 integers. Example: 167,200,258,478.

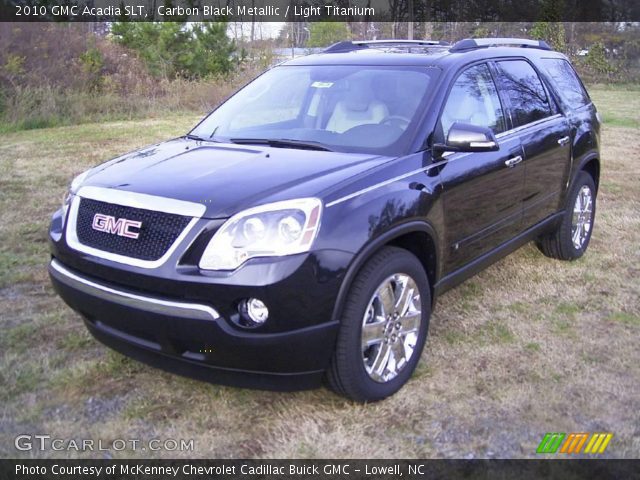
311,81,333,88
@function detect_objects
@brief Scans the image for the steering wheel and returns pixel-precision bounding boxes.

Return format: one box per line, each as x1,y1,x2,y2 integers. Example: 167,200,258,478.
380,115,411,130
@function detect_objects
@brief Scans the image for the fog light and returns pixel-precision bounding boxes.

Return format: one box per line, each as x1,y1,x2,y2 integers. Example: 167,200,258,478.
239,298,269,326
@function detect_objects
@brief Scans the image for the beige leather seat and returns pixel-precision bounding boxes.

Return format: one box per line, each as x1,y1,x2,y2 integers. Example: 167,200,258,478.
441,81,497,136
442,96,491,134
326,91,389,133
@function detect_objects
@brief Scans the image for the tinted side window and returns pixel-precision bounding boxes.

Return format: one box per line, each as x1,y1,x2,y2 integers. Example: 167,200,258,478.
497,60,552,128
440,64,506,138
542,58,590,107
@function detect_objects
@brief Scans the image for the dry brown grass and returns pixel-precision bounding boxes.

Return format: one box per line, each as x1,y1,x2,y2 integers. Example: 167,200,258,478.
0,88,638,459
0,72,259,133
0,23,264,132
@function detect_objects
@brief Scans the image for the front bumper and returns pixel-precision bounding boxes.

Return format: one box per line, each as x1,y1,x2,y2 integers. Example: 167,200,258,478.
49,259,339,390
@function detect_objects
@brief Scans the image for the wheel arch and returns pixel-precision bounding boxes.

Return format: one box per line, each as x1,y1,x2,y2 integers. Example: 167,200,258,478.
575,154,600,193
581,156,600,192
331,221,439,322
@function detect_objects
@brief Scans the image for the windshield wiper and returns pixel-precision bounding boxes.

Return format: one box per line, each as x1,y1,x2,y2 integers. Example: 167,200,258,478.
229,138,332,151
184,134,222,143
185,134,206,141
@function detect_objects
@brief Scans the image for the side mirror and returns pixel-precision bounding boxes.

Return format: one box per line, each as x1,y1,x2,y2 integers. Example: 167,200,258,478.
434,122,499,153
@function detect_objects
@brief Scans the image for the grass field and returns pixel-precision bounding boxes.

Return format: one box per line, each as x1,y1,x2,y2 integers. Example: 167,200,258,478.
0,88,638,459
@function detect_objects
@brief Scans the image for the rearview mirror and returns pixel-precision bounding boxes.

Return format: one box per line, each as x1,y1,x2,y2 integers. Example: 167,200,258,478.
434,122,499,153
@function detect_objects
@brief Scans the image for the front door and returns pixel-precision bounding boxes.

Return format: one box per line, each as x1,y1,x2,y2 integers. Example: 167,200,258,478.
437,63,525,273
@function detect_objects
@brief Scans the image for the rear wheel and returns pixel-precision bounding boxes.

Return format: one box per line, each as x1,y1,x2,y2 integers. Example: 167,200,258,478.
326,247,431,402
537,171,596,261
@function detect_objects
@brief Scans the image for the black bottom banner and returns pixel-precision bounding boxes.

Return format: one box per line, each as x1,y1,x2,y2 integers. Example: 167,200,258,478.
1,459,639,480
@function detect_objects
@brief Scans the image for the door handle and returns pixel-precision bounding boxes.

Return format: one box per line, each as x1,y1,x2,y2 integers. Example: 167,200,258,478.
505,155,523,168
557,136,570,146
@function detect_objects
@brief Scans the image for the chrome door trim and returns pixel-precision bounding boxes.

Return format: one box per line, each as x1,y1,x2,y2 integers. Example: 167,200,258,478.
50,259,219,321
325,116,565,209
495,113,563,139
326,134,522,208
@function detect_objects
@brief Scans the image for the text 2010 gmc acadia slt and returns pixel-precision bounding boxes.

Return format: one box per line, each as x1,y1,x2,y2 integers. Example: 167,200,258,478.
49,38,600,401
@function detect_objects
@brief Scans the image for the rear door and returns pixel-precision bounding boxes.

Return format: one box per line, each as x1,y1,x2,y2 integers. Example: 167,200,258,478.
438,63,525,273
493,59,572,227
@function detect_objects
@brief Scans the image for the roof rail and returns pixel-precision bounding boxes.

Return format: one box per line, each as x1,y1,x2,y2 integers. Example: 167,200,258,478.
450,38,552,52
324,39,449,53
323,41,368,53
354,40,449,47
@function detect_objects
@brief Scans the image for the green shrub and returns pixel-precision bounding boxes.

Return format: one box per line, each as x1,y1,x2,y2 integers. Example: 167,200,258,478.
79,44,105,92
111,22,236,80
584,42,616,75
307,22,351,47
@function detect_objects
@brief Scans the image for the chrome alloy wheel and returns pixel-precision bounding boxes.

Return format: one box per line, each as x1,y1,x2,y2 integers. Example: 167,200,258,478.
571,185,593,249
361,274,422,383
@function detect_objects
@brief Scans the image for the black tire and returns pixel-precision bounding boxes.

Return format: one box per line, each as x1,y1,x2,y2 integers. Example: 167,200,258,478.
326,246,431,402
536,171,597,261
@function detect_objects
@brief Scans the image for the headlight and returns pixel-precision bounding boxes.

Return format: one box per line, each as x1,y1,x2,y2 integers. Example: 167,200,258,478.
199,198,322,270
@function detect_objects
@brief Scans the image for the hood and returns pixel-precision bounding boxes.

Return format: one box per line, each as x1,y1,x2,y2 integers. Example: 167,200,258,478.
82,138,390,218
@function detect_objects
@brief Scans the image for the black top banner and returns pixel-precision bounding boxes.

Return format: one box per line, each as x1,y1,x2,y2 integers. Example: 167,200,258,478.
2,459,640,480
2,0,640,22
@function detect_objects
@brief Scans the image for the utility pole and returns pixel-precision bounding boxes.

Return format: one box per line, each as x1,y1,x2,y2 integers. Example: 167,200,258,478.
290,22,294,58
408,0,414,39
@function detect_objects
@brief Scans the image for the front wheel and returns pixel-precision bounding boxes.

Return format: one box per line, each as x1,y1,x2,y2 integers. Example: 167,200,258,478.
536,171,597,261
326,247,431,402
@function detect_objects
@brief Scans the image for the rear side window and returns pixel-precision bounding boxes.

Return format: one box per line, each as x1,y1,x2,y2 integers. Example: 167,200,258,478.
541,58,591,107
496,60,552,128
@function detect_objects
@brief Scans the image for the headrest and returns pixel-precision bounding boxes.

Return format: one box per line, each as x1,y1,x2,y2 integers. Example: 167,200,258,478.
342,79,374,112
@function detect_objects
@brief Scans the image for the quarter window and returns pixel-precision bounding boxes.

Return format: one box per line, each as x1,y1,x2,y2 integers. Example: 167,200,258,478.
496,60,552,127
440,64,506,138
541,58,591,107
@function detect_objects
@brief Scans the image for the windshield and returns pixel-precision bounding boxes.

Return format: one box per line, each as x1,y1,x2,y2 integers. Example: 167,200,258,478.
190,65,438,155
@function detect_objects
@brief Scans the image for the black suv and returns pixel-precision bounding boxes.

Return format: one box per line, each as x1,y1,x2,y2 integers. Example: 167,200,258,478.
49,38,600,401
